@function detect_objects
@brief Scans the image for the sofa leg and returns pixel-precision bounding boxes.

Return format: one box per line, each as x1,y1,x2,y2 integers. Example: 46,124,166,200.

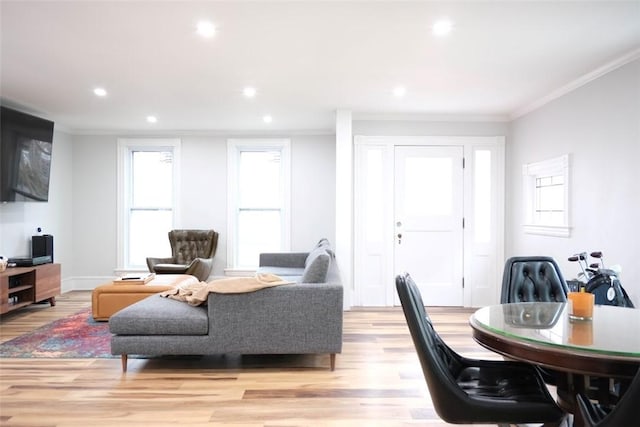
121,354,128,372
330,353,336,371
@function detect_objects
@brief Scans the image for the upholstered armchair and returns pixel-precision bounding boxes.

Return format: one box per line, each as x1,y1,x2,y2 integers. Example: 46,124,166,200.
146,229,219,281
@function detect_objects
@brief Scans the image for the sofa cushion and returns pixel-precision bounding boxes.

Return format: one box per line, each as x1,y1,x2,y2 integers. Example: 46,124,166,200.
256,266,305,277
313,238,334,257
306,240,330,266
315,237,330,248
302,252,331,283
109,295,208,335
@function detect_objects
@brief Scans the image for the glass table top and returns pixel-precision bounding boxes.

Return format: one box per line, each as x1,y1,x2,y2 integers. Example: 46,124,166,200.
471,302,640,358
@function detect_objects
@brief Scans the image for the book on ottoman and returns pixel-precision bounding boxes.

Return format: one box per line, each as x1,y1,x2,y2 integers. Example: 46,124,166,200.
113,273,156,285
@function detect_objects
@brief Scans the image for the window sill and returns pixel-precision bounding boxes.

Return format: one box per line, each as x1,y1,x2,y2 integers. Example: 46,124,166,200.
523,224,571,238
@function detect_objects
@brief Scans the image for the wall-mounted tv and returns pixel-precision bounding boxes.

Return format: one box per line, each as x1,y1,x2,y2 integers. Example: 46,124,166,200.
0,106,55,202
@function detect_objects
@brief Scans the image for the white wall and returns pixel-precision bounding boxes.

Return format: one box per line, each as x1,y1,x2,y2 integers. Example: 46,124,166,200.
0,129,74,289
353,119,509,137
68,133,335,287
291,135,336,249
507,59,640,306
178,136,228,275
71,135,118,280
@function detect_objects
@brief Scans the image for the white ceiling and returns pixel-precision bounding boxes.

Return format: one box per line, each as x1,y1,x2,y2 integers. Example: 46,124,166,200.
1,1,639,133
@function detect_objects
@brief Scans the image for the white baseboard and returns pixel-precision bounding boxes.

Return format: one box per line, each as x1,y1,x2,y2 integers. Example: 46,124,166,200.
61,276,116,293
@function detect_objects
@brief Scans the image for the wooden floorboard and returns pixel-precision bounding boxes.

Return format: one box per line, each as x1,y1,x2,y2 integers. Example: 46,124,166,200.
0,291,505,426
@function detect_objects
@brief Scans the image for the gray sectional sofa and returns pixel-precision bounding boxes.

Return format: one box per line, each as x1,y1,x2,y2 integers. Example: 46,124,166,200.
257,238,335,282
110,239,343,372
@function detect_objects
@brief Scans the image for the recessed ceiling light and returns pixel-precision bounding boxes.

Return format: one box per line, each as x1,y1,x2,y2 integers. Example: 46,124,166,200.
146,116,157,123
263,115,273,124
393,86,406,97
93,87,107,97
243,87,257,98
432,19,453,37
196,20,216,38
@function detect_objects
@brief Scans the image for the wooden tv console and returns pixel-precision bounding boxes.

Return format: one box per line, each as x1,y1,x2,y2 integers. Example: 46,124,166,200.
0,263,61,315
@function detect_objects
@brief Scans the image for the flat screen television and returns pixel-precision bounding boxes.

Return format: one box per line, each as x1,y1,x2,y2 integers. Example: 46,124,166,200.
0,106,55,202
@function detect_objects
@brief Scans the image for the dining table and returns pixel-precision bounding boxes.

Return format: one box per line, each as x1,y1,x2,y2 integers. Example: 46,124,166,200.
469,302,640,425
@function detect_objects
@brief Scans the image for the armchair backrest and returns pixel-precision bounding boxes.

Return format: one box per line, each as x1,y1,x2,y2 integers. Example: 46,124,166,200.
501,256,568,303
169,229,219,264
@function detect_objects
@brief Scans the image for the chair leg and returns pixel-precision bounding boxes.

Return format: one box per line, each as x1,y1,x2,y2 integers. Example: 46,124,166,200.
330,353,336,371
121,354,128,372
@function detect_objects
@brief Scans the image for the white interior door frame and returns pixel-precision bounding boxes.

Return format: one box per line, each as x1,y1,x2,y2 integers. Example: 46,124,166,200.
354,135,505,307
394,145,464,306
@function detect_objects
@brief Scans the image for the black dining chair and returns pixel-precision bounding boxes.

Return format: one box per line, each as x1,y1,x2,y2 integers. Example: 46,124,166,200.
576,368,640,427
395,272,564,426
500,256,569,386
500,256,569,303
499,257,621,403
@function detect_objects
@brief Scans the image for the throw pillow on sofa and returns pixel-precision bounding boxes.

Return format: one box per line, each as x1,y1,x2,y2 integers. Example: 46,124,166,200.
313,238,335,257
302,251,331,283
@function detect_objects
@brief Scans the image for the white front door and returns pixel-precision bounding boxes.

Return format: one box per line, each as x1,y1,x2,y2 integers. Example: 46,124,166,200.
353,136,504,308
393,146,464,306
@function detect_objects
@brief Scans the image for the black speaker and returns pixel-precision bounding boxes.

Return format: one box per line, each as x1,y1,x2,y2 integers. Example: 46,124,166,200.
32,234,54,262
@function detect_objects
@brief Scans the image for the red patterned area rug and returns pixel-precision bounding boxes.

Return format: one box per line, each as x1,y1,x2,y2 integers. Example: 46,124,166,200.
0,308,114,358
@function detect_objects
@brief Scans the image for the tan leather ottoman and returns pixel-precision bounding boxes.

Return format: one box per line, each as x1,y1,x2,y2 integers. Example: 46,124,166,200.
91,274,199,321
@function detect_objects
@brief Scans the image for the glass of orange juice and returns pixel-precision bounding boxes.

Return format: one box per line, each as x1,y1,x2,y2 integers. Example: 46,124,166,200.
568,290,594,320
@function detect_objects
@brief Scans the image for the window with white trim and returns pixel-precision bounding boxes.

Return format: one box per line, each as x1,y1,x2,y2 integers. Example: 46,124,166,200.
522,154,570,237
117,139,180,270
227,139,290,270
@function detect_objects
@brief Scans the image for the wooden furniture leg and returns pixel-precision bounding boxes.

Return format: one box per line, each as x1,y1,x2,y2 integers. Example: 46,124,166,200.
330,353,336,371
121,354,128,372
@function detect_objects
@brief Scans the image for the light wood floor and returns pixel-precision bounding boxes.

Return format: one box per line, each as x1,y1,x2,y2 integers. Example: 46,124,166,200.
0,291,504,427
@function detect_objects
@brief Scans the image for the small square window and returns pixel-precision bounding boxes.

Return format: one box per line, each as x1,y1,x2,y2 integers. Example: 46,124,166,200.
522,154,570,237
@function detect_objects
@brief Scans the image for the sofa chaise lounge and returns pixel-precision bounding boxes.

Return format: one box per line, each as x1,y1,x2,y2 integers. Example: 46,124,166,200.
109,239,343,372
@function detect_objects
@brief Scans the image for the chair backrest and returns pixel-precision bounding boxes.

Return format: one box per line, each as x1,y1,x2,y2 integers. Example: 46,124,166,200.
395,273,470,423
501,256,568,303
169,229,219,264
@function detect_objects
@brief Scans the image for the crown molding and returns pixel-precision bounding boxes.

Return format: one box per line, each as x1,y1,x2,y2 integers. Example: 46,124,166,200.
68,128,335,137
353,112,510,123
511,48,640,120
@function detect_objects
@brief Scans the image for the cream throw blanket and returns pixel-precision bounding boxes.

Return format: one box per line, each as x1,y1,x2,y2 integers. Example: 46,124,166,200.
159,273,293,306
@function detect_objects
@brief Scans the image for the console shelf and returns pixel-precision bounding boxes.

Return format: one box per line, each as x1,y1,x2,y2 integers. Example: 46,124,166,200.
0,263,60,315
